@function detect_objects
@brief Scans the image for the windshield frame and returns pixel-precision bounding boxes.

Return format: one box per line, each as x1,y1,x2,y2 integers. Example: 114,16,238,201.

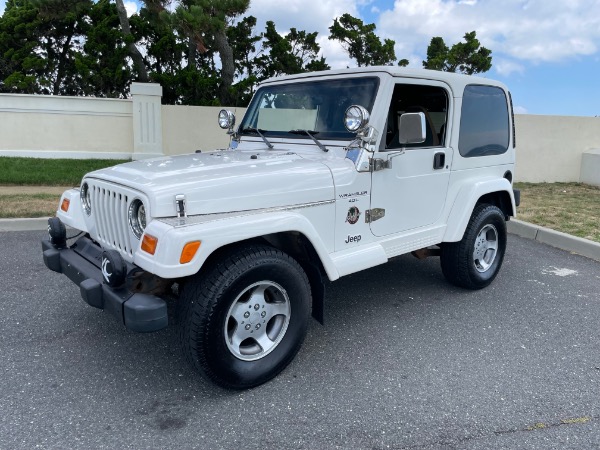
238,76,380,141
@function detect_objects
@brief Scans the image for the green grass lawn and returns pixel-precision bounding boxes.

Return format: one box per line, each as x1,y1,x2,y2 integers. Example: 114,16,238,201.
0,156,129,186
515,182,600,243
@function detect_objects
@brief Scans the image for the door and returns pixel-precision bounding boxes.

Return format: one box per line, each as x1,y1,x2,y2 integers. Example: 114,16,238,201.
370,82,452,237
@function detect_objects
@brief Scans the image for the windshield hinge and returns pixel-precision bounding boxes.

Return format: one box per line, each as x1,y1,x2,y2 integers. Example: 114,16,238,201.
175,194,186,218
365,208,385,223
370,158,391,172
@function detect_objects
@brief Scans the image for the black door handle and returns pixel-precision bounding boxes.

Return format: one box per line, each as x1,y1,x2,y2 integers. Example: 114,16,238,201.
433,152,445,170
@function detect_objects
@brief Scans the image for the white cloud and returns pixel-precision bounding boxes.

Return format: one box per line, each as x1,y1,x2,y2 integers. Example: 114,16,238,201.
124,1,138,17
378,0,600,64
514,105,528,114
494,59,525,76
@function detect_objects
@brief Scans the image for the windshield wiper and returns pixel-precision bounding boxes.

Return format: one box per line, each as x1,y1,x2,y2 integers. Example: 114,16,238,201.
241,127,274,149
288,129,328,152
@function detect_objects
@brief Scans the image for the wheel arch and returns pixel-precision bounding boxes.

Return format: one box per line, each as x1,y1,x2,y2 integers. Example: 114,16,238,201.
443,177,515,242
188,231,330,324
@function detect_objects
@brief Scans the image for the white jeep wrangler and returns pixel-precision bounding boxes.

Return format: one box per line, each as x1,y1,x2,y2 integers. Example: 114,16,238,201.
43,67,520,389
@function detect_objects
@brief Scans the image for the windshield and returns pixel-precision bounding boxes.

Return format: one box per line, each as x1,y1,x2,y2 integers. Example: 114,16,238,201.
239,77,379,140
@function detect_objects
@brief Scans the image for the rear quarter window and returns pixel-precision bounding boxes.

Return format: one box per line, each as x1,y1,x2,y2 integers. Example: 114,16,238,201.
459,85,509,157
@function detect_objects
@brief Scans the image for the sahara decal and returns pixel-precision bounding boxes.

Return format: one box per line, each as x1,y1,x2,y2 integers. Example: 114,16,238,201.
346,206,361,224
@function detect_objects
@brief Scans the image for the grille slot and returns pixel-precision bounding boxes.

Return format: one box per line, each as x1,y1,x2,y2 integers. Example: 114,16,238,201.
90,183,132,256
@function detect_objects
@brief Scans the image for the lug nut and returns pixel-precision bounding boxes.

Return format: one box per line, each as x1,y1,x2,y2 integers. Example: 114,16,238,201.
245,324,251,330
254,304,260,310
244,312,250,318
261,311,266,318
255,324,261,330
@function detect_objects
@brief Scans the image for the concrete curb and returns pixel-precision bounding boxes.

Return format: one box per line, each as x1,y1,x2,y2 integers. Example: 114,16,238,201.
508,219,600,262
1,217,599,263
0,217,51,232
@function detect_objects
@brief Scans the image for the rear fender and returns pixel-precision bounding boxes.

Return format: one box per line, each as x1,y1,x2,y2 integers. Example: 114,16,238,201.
443,178,515,242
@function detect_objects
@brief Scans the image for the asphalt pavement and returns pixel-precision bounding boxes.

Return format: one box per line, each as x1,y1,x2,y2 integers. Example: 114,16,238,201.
1,230,600,449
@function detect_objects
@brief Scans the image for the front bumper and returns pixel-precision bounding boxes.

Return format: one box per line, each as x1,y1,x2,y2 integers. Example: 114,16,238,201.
42,236,168,333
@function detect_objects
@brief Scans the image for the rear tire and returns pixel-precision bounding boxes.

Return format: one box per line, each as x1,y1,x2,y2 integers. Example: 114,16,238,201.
176,244,311,389
441,204,507,289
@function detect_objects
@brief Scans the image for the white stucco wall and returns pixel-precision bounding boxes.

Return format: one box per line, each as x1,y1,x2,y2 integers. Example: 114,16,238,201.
161,105,247,156
514,114,600,182
0,93,133,159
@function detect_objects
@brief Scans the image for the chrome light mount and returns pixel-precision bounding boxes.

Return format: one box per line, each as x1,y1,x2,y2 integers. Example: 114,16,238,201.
343,104,380,172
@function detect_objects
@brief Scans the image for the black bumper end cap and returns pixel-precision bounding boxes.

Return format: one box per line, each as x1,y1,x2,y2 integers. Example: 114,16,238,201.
43,248,62,273
124,294,168,333
80,278,104,309
513,188,521,207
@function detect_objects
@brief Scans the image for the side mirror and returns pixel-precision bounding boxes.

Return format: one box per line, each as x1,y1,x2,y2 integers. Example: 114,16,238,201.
218,109,236,134
398,112,426,145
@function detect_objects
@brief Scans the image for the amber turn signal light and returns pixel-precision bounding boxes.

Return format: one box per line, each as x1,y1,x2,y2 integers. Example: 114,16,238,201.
180,241,201,264
141,234,158,255
60,198,70,212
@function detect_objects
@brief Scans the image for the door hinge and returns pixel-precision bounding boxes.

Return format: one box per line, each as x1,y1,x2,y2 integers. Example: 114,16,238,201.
365,208,385,223
370,158,391,172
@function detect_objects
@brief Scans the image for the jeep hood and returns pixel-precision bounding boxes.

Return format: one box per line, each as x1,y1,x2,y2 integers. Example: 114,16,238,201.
85,150,335,217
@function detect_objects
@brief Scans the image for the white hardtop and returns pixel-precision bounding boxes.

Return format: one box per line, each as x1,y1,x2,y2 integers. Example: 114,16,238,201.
259,66,509,96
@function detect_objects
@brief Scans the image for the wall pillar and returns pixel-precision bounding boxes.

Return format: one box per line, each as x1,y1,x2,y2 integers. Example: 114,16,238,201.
131,82,163,160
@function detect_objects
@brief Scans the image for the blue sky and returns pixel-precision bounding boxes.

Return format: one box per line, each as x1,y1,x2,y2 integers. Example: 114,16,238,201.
2,0,599,117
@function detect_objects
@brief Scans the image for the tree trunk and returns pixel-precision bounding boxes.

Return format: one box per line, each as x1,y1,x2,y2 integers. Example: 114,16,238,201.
213,28,234,106
187,36,197,70
53,27,74,95
115,0,149,82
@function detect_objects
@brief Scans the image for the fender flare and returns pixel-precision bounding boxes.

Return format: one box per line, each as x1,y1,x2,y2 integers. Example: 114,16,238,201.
443,178,515,242
134,209,340,281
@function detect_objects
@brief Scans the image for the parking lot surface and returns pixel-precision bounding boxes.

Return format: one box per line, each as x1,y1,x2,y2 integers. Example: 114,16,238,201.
1,230,600,449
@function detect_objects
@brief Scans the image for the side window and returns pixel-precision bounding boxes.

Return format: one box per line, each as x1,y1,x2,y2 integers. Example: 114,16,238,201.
385,84,448,150
459,85,509,157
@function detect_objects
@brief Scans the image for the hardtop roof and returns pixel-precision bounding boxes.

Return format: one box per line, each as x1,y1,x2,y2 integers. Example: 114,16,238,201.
260,66,508,94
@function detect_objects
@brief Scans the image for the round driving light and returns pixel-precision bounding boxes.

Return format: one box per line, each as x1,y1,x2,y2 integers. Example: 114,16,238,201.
344,105,370,132
101,250,127,287
47,217,66,248
218,109,235,129
128,199,147,239
80,182,92,215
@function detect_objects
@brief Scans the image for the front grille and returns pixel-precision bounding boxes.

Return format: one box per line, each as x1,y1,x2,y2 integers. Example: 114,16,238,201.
89,182,132,256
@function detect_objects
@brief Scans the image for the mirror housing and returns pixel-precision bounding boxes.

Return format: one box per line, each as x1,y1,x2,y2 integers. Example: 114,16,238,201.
398,112,426,145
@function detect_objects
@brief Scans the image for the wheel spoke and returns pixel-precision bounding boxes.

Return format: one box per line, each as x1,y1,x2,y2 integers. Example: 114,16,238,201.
264,301,289,320
229,301,249,322
254,332,274,353
229,330,244,354
248,284,268,305
486,240,498,251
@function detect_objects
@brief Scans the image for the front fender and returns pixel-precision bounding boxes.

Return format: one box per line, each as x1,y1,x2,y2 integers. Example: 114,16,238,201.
133,207,339,281
56,188,88,232
443,177,515,242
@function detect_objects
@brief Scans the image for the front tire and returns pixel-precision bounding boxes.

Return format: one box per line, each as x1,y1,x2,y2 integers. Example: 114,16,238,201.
176,244,311,389
441,204,507,289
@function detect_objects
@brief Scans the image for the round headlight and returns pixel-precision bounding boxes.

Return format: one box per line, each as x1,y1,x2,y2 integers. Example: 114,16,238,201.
218,109,235,129
128,199,147,239
344,105,370,132
80,182,91,215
